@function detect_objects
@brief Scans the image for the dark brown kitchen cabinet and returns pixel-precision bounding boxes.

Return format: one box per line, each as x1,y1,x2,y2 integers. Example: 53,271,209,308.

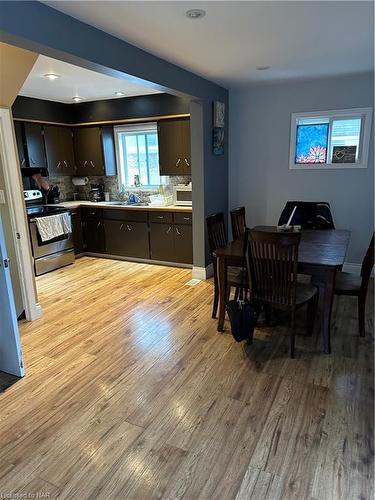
14,121,27,167
104,219,149,259
74,127,104,176
81,208,105,253
73,126,116,176
149,222,175,262
158,118,191,176
71,209,84,255
23,123,47,168
174,224,193,264
44,125,75,176
149,210,192,264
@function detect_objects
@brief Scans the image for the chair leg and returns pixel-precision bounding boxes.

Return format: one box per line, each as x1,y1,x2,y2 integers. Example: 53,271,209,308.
358,293,366,337
234,287,240,301
290,308,296,358
212,281,219,319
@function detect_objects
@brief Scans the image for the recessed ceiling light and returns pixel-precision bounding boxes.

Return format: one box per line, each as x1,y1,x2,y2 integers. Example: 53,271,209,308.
44,73,61,80
256,66,270,71
186,9,206,19
72,96,83,102
115,91,125,97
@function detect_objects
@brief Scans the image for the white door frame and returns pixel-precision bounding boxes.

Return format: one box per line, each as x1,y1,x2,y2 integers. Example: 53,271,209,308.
0,107,42,321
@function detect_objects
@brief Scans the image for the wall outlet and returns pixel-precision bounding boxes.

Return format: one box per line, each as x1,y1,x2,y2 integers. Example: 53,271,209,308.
0,190,6,204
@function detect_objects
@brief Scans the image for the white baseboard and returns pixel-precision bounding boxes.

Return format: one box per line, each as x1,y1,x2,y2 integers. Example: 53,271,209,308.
192,263,213,280
28,303,43,321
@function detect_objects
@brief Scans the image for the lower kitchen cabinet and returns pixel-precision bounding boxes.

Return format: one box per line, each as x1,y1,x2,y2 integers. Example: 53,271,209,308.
82,218,105,253
104,219,149,259
149,222,175,262
174,224,193,264
78,206,192,265
71,209,84,255
150,215,193,264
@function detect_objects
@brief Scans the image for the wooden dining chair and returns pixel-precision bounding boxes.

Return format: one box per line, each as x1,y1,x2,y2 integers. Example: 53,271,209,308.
335,234,374,336
206,212,247,319
230,206,247,240
247,229,318,358
278,201,335,229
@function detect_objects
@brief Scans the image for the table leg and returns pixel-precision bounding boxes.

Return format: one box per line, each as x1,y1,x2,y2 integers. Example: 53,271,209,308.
320,267,337,354
217,256,227,332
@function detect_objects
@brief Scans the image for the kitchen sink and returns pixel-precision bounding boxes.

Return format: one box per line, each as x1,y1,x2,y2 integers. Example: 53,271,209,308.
104,201,149,207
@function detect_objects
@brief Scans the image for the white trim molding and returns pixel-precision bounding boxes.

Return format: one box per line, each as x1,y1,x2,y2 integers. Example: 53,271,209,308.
0,107,42,321
192,263,213,280
289,107,373,170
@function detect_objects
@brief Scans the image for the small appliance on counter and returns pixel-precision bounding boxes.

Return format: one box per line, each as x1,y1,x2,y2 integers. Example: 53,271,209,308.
89,183,105,202
174,182,192,206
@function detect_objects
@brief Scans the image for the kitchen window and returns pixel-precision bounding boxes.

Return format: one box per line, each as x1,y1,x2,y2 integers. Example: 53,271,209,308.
289,107,372,169
114,123,166,188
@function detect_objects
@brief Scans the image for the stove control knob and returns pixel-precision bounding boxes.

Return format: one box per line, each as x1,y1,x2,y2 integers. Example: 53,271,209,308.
24,192,28,198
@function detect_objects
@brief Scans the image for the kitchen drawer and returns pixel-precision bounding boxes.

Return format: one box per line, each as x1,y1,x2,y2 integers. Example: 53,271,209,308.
103,209,148,222
149,211,173,224
173,212,192,225
81,207,103,219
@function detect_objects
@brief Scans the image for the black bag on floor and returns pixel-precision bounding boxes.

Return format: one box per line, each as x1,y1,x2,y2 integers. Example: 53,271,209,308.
226,300,258,342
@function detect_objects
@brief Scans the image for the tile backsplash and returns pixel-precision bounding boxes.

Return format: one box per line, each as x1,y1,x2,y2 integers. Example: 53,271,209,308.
46,175,191,202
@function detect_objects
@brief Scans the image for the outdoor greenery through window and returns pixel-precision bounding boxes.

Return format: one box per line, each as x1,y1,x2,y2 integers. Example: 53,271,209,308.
289,108,372,169
115,123,165,188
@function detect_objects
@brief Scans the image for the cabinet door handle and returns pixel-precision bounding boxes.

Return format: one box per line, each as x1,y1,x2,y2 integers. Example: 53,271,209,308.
120,223,124,230
183,217,190,221
157,216,164,219
21,158,26,166
126,224,132,231
64,160,68,168
90,161,95,168
97,221,101,228
184,158,190,167
84,160,88,168
56,161,61,169
175,158,181,167
175,227,181,235
166,226,172,234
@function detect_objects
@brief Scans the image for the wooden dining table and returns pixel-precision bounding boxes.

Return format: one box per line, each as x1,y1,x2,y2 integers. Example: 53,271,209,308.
214,226,351,354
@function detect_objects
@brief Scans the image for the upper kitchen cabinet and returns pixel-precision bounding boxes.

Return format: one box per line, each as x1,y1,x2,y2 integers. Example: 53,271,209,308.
158,118,191,176
73,126,116,177
14,121,27,168
44,125,75,176
23,122,47,168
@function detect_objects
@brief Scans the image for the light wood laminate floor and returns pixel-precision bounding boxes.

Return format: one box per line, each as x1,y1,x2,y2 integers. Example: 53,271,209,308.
0,257,373,499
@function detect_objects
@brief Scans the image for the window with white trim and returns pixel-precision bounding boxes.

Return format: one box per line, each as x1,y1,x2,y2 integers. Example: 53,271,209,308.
114,123,167,188
289,107,373,169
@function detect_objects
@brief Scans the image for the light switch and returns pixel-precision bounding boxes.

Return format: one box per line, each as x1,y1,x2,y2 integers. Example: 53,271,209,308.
0,190,5,204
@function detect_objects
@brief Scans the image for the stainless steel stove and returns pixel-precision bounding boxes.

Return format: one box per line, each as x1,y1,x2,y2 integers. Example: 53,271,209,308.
24,190,75,276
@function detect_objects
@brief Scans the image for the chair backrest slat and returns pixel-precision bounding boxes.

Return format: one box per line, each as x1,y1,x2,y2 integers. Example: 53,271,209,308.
206,213,228,266
248,230,300,306
230,206,247,240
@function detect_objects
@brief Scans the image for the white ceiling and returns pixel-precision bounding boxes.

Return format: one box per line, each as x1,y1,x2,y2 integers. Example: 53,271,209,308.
19,55,161,103
43,1,374,87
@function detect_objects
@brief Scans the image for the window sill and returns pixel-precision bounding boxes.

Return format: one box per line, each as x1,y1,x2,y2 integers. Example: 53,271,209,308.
289,163,367,170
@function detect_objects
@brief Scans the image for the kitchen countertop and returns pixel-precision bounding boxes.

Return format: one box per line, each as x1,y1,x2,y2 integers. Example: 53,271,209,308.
48,201,192,212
